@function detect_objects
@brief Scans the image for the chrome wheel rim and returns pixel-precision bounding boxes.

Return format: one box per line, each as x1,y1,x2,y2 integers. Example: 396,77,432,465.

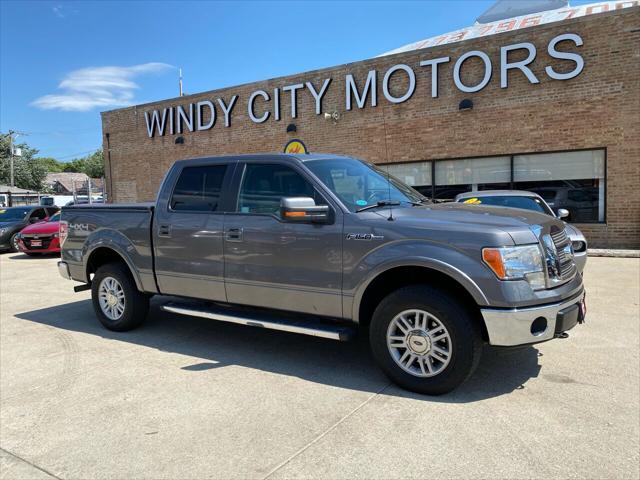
386,309,452,378
11,235,19,251
98,277,125,321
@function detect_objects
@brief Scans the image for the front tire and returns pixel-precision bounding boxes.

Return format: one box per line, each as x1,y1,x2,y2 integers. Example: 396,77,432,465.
370,285,482,395
9,233,20,252
91,262,149,331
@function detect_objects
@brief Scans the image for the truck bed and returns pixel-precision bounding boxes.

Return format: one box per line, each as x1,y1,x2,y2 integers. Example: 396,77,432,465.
60,203,157,293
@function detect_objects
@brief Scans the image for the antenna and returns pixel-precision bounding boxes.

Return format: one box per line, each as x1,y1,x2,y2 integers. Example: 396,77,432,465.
179,68,183,97
386,164,394,222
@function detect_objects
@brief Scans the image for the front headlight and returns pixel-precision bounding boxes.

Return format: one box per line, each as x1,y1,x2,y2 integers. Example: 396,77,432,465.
0,228,6,236
482,245,545,290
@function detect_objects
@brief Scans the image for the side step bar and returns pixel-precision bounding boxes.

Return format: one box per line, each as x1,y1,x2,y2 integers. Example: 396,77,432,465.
161,301,355,341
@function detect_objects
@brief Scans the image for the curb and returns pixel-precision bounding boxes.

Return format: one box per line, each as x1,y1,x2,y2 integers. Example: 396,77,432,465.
587,249,640,258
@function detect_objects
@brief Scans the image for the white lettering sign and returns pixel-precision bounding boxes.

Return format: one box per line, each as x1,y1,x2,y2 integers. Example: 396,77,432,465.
144,33,586,137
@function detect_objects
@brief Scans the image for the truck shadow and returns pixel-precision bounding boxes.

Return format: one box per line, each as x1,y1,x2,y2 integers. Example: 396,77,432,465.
15,297,541,403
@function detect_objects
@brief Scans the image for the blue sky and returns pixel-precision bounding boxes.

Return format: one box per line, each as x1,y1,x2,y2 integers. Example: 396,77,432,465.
1,0,596,160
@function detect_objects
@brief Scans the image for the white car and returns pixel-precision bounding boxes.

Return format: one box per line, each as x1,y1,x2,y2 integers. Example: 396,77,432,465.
454,190,587,274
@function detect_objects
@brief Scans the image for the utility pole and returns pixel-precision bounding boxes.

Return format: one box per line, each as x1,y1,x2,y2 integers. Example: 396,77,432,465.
8,133,14,187
4,130,27,187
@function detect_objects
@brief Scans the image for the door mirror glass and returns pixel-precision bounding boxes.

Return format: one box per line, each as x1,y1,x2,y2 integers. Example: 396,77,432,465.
281,197,329,223
556,208,570,219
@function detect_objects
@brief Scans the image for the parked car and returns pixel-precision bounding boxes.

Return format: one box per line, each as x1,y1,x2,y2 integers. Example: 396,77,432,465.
58,154,585,395
454,190,587,273
0,206,59,252
16,212,62,256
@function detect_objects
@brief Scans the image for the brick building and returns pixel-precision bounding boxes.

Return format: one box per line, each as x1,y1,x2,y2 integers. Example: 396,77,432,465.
101,3,639,248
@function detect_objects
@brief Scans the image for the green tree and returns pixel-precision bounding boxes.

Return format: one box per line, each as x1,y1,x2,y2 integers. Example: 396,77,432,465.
62,150,104,177
0,133,48,191
34,157,64,173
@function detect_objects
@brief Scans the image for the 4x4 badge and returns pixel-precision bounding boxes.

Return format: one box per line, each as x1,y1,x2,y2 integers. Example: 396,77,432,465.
346,233,384,241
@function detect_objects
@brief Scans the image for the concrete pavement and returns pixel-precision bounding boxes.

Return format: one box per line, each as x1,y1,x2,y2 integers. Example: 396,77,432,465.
1,252,638,479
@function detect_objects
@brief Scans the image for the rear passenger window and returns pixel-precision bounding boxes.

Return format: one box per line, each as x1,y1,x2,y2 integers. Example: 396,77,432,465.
171,165,227,212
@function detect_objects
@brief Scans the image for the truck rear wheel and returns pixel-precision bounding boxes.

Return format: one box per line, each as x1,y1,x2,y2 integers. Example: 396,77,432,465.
91,262,149,331
369,285,482,395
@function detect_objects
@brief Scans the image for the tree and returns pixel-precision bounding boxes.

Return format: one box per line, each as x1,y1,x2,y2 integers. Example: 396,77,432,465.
34,157,64,173
0,133,48,191
61,150,104,177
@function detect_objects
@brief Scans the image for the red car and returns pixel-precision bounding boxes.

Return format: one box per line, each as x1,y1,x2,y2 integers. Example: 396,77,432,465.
17,212,62,255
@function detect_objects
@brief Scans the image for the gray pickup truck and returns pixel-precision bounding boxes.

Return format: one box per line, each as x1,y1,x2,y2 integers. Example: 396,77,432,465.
58,154,585,394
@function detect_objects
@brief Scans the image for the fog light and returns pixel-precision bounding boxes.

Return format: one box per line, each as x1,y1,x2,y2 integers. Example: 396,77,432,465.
531,317,548,336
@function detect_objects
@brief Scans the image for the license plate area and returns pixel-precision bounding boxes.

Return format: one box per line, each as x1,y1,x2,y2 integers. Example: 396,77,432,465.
30,240,42,247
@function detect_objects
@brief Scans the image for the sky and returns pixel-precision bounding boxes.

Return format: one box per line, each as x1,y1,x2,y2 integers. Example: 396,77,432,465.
1,0,598,161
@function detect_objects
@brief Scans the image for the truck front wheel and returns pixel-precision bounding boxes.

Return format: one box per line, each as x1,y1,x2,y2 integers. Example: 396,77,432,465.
369,285,482,395
91,262,149,331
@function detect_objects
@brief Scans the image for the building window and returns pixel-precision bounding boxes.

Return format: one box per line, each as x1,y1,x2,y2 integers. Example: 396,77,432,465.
514,150,605,223
434,156,511,200
384,148,606,224
386,161,432,197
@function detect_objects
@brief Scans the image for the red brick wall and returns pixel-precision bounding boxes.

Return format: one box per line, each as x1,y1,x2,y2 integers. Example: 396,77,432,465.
101,7,640,248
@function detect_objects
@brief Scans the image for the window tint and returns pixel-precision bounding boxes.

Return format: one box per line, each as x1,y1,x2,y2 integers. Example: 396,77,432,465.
171,165,227,212
238,164,317,215
30,208,47,220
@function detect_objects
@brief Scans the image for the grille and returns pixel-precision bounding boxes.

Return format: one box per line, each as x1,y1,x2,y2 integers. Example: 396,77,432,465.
22,235,53,249
549,228,576,280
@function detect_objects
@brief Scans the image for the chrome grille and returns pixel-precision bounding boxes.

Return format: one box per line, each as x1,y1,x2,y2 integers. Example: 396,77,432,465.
542,226,576,286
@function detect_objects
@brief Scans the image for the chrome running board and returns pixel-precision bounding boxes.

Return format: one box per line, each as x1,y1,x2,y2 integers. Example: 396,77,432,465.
161,301,355,341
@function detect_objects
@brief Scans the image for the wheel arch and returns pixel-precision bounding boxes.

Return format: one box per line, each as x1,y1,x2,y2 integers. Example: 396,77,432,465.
354,263,489,341
85,246,143,291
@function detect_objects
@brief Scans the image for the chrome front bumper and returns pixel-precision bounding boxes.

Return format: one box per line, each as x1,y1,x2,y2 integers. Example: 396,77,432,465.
58,261,71,280
481,290,585,347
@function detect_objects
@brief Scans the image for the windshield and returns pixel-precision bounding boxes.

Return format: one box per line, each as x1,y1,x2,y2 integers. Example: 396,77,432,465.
459,195,554,216
0,208,30,221
305,158,427,212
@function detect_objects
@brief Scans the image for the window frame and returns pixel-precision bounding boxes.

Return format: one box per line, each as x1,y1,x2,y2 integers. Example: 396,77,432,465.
384,147,607,224
167,161,235,215
229,160,336,222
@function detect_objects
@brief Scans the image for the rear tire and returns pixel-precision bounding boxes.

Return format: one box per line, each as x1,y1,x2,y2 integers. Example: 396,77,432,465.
91,262,149,331
369,285,482,395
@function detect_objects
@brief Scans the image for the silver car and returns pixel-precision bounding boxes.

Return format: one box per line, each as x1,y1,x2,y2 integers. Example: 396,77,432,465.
455,190,587,273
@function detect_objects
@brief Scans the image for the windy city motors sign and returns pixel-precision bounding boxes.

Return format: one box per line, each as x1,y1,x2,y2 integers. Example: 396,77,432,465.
144,33,585,138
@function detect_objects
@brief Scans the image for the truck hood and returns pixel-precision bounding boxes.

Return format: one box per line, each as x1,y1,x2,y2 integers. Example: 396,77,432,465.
370,202,561,244
20,221,60,235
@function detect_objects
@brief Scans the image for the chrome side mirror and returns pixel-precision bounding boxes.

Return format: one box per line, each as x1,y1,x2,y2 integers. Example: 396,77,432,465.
557,208,569,219
280,197,330,223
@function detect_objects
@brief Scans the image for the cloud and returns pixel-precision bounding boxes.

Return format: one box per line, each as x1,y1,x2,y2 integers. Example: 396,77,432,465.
31,63,174,112
52,4,77,18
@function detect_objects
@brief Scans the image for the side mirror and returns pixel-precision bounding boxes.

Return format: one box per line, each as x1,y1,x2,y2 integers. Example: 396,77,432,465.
280,197,330,223
557,208,570,219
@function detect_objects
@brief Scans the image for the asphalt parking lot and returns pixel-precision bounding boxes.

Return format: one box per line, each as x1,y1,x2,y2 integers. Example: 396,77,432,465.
0,252,638,480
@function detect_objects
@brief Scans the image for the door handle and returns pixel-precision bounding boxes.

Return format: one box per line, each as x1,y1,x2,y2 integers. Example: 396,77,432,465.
158,224,172,237
225,227,243,242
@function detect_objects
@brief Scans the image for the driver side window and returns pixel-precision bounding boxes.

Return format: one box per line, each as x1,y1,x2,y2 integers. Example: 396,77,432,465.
238,164,323,216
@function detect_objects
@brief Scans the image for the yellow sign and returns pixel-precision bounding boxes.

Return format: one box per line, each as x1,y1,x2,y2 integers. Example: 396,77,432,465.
463,198,482,205
284,139,308,154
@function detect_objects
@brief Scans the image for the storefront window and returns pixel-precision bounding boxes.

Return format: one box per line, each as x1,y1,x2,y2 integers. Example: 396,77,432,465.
514,150,605,223
434,156,510,200
385,161,432,197
382,149,606,224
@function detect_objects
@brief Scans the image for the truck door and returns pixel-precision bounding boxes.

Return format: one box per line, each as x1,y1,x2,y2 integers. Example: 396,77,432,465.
223,161,344,318
153,162,234,301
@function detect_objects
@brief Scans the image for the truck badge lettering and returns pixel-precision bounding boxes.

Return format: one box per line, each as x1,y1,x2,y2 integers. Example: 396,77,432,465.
346,233,384,241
